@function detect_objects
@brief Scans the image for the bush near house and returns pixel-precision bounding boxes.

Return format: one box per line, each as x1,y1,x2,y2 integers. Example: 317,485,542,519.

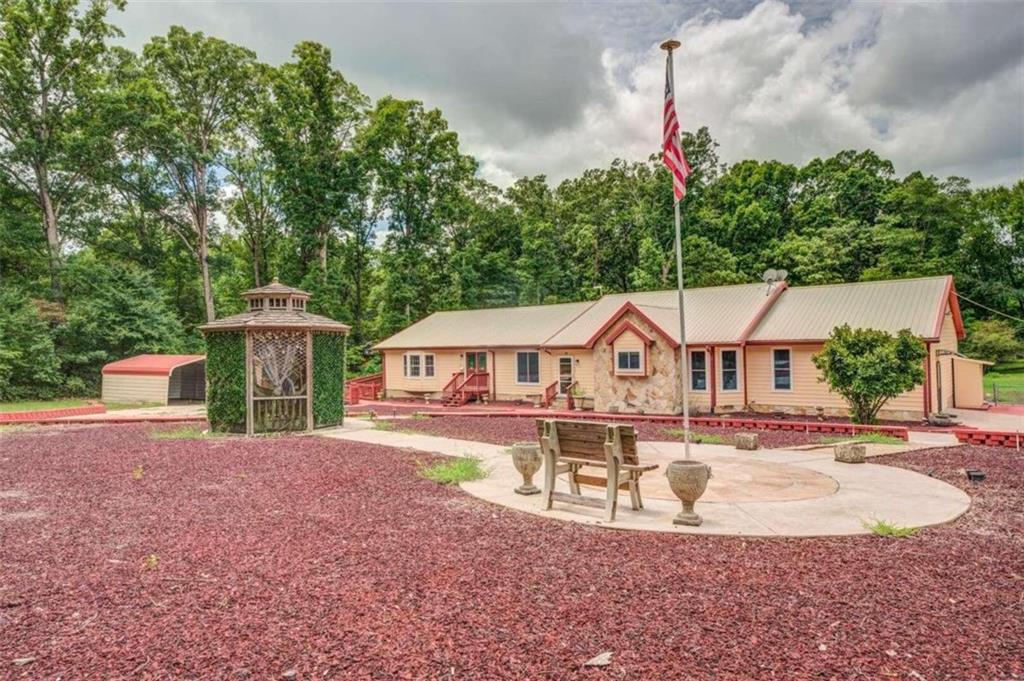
813,325,927,424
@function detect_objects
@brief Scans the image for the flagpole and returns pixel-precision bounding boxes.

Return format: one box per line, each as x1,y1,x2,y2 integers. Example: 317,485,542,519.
661,38,691,461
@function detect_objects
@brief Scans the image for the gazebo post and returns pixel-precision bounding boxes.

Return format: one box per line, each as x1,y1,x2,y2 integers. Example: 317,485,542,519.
305,330,314,432
245,331,254,436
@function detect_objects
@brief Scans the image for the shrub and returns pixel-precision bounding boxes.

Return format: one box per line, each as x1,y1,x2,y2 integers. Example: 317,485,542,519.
813,325,927,424
0,288,62,400
962,319,1022,363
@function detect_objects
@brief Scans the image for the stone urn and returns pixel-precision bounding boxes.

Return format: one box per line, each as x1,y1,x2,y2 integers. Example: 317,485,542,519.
665,460,712,526
510,442,542,495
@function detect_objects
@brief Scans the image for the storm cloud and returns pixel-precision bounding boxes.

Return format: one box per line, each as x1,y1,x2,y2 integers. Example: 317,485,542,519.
115,1,1023,187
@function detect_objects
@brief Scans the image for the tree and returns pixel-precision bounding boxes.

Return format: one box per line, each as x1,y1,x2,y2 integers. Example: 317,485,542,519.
259,42,368,278
141,26,257,321
0,285,62,399
813,325,927,423
0,0,125,301
961,319,1022,363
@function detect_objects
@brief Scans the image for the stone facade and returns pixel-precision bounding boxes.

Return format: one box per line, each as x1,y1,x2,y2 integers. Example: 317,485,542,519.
593,311,683,415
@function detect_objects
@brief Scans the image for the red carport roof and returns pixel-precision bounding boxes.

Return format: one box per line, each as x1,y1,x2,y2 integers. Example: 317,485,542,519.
102,354,205,376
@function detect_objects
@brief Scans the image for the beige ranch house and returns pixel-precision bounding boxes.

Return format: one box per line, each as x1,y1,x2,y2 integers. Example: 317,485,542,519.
375,275,986,421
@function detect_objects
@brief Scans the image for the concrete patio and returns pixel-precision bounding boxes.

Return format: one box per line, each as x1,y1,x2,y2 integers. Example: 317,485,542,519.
318,420,971,537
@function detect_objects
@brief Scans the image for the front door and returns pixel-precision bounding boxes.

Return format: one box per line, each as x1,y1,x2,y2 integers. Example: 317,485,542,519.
558,356,574,395
466,351,487,374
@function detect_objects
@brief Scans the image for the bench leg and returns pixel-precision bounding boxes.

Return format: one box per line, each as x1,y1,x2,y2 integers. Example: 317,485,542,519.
541,450,556,511
629,476,641,511
568,464,581,496
604,462,619,522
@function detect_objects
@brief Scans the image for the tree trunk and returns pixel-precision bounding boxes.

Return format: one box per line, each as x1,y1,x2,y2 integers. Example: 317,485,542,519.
195,160,216,322
35,165,63,303
251,236,262,287
319,229,329,274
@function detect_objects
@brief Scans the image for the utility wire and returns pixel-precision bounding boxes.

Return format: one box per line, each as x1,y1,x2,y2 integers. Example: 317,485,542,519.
954,292,1024,324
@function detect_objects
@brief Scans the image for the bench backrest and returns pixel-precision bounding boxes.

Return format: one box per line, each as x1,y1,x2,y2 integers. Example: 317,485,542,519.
536,419,639,465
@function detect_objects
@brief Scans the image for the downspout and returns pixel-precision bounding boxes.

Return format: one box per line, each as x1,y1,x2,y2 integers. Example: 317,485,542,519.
742,343,749,410
708,345,717,413
380,351,386,400
923,342,932,419
951,358,957,409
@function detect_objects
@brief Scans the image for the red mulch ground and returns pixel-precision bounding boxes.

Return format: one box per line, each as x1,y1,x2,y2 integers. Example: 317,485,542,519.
1,424,1021,679
387,415,824,448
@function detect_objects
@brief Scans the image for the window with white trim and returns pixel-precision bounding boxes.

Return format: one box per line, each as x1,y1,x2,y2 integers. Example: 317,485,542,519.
720,350,738,391
617,350,642,373
516,351,540,384
773,349,792,390
690,350,707,391
402,353,434,379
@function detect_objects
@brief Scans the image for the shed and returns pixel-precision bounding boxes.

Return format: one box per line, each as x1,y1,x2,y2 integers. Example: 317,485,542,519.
101,354,206,405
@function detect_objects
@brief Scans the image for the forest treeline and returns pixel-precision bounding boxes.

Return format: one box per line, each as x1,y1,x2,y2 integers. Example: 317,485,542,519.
1,0,1022,399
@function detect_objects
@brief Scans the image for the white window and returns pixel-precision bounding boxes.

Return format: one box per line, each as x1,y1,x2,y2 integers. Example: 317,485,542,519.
690,350,707,391
617,350,642,374
516,351,540,384
773,349,792,390
720,350,739,391
403,353,434,379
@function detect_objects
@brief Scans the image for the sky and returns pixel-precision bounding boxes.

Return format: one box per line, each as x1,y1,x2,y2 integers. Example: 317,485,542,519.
114,0,1024,188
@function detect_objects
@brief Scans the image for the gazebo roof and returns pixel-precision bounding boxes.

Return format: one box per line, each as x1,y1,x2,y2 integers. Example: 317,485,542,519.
241,278,311,299
200,309,350,333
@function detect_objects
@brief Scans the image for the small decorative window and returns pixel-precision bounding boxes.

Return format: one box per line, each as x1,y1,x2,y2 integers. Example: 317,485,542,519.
617,350,642,373
293,299,305,310
690,350,707,391
721,350,738,391
516,351,540,384
773,349,792,390
269,297,287,309
249,299,262,311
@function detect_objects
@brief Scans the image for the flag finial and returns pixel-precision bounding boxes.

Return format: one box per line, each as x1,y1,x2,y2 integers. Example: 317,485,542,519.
660,39,681,52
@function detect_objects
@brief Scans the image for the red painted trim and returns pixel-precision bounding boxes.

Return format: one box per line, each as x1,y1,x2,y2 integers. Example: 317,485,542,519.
0,405,106,423
605,320,655,346
582,302,681,349
923,342,932,418
708,345,717,412
738,282,788,343
934,276,966,340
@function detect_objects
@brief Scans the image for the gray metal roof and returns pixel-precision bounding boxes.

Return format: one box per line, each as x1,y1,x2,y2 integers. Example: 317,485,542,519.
746,276,950,342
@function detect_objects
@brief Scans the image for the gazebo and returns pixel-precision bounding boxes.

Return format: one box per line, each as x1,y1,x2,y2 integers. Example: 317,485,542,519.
200,279,349,434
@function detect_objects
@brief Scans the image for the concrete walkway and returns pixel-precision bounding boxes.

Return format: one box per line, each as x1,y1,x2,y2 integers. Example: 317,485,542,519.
318,421,971,537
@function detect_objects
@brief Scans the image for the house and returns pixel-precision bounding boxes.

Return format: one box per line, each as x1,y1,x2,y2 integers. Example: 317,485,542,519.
374,275,983,421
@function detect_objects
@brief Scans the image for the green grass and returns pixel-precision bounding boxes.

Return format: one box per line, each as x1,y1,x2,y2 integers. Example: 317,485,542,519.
149,426,211,440
0,398,90,413
662,428,729,445
820,432,906,445
417,456,489,484
864,519,919,538
985,360,1024,402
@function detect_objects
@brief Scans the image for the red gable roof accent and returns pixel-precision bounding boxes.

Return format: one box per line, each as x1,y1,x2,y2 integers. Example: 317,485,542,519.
934,275,966,341
605,320,655,346
584,302,680,349
738,282,788,344
102,354,205,376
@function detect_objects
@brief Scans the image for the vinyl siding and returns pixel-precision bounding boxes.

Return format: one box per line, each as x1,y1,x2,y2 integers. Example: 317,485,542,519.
493,349,550,398
745,344,925,418
952,358,985,409
931,309,959,412
612,330,646,377
383,350,462,394
101,375,169,405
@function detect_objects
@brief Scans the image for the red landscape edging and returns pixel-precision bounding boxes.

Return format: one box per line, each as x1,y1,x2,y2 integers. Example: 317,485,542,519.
408,409,910,441
952,428,1023,449
0,404,106,423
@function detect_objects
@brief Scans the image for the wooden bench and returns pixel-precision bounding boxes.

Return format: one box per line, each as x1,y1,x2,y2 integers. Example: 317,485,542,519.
536,419,659,522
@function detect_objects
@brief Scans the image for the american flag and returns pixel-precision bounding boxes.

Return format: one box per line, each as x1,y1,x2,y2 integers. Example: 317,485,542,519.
662,55,692,202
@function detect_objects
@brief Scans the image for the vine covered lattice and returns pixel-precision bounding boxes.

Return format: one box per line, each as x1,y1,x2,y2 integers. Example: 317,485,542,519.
312,332,345,427
205,331,246,432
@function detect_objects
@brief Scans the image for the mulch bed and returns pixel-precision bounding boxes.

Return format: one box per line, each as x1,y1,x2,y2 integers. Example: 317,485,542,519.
387,415,824,448
1,424,1021,679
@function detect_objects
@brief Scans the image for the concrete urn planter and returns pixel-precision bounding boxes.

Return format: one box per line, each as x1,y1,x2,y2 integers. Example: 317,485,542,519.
510,442,542,495
665,460,712,526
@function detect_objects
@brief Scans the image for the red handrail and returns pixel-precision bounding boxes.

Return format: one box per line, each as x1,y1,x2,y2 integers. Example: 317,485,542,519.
346,372,383,404
442,371,464,401
543,381,559,407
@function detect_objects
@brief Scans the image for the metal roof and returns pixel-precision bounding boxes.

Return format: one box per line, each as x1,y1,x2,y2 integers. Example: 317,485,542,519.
372,276,955,351
374,301,594,349
544,284,770,347
102,354,205,376
746,276,951,342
